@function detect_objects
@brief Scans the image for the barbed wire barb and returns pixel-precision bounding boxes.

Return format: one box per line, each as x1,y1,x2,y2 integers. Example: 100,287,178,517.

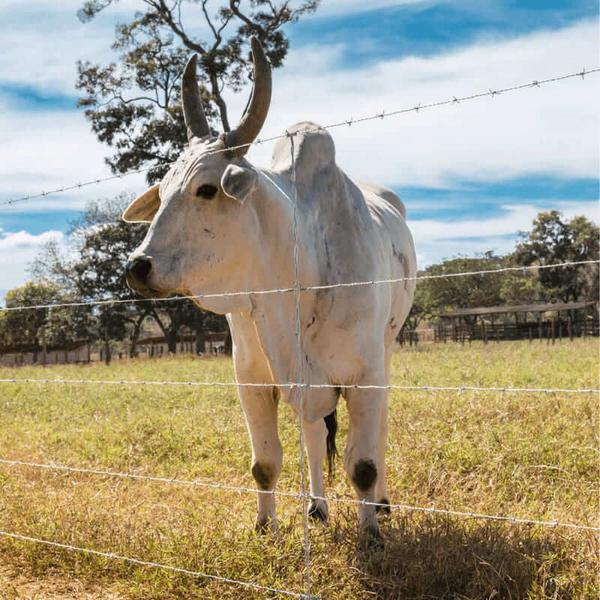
2,66,598,207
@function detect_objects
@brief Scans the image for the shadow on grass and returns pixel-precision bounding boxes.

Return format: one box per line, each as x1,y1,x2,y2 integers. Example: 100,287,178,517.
318,510,593,599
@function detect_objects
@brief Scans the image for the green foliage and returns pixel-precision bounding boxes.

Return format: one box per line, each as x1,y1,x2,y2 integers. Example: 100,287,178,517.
76,0,320,182
32,195,226,359
0,282,90,352
408,211,598,327
514,211,599,302
411,252,541,323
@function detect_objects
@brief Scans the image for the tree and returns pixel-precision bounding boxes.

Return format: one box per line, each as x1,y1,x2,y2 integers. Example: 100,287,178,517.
407,252,542,328
76,0,319,182
417,253,509,316
0,282,89,361
514,211,599,303
33,195,227,360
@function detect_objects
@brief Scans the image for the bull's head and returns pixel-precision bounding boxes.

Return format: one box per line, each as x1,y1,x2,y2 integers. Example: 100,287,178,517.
123,37,271,312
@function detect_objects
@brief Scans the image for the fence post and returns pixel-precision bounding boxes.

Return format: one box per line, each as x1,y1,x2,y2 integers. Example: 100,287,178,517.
568,315,573,341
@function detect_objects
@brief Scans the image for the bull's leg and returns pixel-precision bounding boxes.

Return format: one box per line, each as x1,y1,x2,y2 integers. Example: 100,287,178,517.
344,387,387,537
303,417,329,522
374,400,391,515
239,387,283,533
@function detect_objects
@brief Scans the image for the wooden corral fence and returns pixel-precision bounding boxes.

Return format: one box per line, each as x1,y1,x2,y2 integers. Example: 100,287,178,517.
0,340,91,367
0,332,228,367
134,332,227,358
437,300,599,343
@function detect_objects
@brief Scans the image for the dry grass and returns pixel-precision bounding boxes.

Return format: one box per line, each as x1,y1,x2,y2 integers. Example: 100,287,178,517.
0,339,598,599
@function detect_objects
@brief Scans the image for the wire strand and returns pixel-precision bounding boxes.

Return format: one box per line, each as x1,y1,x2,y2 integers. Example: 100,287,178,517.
1,458,597,532
0,378,596,394
2,67,597,207
0,529,312,598
1,259,597,313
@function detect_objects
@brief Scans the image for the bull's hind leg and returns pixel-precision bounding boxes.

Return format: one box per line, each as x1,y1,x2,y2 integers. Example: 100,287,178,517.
344,387,387,538
239,387,283,533
374,399,391,516
303,417,329,522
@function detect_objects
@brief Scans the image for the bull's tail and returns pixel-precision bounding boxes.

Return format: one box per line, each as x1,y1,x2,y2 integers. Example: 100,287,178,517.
324,409,338,484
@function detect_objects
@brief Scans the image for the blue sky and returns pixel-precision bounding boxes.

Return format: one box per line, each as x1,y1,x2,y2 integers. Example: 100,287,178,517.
0,0,598,300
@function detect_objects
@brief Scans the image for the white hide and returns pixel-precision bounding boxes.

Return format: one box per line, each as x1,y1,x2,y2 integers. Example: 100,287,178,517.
125,121,416,534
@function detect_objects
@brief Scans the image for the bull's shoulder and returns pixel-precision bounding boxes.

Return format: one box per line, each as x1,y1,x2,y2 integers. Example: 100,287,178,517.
357,181,406,218
270,122,336,189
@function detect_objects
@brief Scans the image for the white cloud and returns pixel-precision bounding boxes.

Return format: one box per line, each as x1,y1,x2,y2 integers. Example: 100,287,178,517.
412,200,599,266
241,18,599,187
0,229,63,250
312,0,435,18
0,229,65,300
0,9,598,292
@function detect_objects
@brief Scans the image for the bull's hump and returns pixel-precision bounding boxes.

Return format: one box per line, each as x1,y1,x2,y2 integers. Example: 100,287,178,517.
271,121,335,177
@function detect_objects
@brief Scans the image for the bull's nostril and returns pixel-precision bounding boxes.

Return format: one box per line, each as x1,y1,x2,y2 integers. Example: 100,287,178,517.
128,257,152,284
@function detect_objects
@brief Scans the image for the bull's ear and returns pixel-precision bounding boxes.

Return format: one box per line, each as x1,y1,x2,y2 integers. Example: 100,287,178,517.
220,164,257,204
122,184,160,223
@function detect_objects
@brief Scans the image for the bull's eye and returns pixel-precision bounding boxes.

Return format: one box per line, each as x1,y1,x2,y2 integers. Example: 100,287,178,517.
195,184,218,199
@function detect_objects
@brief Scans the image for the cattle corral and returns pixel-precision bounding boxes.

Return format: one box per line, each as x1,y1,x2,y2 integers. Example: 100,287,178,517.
0,340,597,599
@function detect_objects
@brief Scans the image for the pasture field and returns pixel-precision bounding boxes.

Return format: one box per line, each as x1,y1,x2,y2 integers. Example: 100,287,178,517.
0,339,598,599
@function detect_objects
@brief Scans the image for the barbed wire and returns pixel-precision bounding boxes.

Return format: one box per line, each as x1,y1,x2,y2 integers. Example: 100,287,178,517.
2,67,597,207
0,378,596,394
1,259,597,313
0,529,313,598
1,458,597,532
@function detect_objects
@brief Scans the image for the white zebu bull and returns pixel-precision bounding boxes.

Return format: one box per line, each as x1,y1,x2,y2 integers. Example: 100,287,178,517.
124,37,416,538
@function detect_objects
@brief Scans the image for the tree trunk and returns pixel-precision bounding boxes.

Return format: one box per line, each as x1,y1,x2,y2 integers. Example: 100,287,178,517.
129,314,147,358
195,327,206,355
166,330,178,354
223,327,232,355
104,334,111,365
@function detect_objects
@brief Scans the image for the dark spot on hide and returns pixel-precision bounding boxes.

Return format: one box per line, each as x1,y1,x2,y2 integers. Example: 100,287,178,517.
252,462,274,490
308,502,328,522
352,459,377,492
203,228,215,238
306,314,316,330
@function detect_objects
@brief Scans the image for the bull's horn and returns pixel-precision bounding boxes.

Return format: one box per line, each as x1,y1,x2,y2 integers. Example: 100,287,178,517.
225,36,272,156
181,54,210,141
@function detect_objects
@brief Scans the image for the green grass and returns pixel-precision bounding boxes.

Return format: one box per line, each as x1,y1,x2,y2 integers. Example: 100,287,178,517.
0,339,598,599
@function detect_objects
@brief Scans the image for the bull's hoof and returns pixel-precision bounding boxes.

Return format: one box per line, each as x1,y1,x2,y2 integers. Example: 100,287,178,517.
375,498,391,517
255,516,278,534
360,524,384,551
308,501,328,523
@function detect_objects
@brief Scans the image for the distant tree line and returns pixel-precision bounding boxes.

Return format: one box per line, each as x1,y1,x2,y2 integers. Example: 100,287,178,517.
405,211,599,330
0,208,596,361
0,196,226,363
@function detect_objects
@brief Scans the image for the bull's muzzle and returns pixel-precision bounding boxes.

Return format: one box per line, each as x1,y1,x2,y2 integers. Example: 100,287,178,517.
125,256,152,291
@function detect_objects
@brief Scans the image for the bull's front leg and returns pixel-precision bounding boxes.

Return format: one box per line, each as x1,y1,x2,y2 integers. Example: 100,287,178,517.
239,386,283,533
344,387,387,538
